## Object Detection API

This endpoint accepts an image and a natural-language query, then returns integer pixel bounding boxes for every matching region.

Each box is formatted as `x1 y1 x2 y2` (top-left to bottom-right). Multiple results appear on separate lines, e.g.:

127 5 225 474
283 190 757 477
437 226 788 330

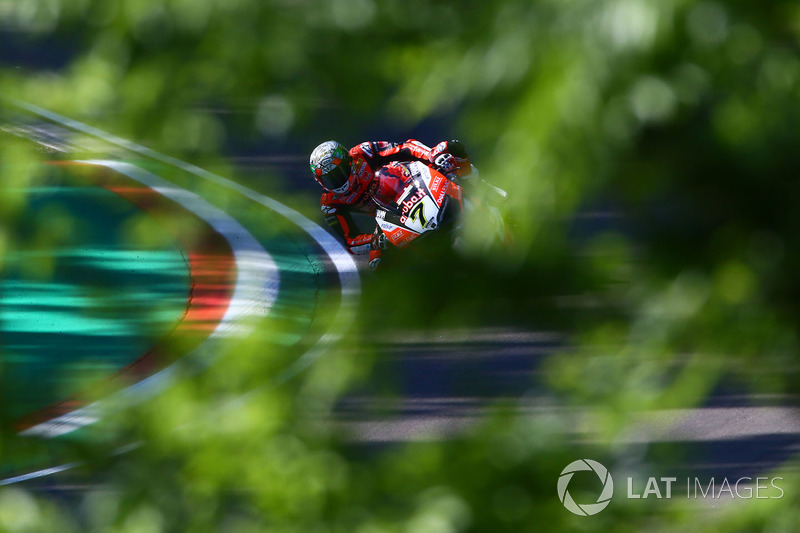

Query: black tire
438 196 462 231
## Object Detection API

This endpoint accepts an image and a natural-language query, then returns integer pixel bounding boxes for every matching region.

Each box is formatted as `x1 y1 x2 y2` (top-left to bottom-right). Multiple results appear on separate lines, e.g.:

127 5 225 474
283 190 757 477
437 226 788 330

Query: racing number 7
409 202 427 228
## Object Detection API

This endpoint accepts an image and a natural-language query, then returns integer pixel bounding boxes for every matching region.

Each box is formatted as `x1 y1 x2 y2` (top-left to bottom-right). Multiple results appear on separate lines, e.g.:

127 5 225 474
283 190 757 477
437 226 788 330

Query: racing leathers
320 139 470 257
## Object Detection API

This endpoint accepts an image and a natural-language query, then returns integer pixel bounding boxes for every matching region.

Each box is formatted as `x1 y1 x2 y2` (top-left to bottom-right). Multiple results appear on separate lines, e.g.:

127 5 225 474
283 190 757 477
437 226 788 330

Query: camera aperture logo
558 459 785 516
557 459 614 516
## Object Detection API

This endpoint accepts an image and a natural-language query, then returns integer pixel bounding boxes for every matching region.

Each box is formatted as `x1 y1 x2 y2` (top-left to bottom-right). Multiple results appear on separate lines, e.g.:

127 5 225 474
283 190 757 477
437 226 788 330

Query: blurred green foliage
2 0 800 531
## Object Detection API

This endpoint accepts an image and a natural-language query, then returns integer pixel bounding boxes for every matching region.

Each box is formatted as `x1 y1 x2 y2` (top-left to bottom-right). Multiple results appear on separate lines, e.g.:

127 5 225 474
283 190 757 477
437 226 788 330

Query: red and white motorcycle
368 160 507 269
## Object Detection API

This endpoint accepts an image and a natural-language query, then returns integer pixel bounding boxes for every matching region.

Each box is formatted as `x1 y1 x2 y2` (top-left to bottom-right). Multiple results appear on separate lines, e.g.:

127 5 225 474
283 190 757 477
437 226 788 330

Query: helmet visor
319 158 351 192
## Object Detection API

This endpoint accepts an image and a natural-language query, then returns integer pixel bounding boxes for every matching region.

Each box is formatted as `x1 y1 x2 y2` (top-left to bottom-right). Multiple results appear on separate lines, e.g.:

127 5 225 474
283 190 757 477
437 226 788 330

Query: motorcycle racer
309 139 470 267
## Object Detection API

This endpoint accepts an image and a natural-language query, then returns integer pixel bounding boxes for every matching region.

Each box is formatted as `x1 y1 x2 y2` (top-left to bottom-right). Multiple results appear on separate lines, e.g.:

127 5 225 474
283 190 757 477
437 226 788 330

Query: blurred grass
2 0 800 530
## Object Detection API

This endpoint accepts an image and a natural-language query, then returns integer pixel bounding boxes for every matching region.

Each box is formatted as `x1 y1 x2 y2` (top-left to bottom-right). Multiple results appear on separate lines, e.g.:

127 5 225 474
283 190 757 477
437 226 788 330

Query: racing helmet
309 141 353 193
